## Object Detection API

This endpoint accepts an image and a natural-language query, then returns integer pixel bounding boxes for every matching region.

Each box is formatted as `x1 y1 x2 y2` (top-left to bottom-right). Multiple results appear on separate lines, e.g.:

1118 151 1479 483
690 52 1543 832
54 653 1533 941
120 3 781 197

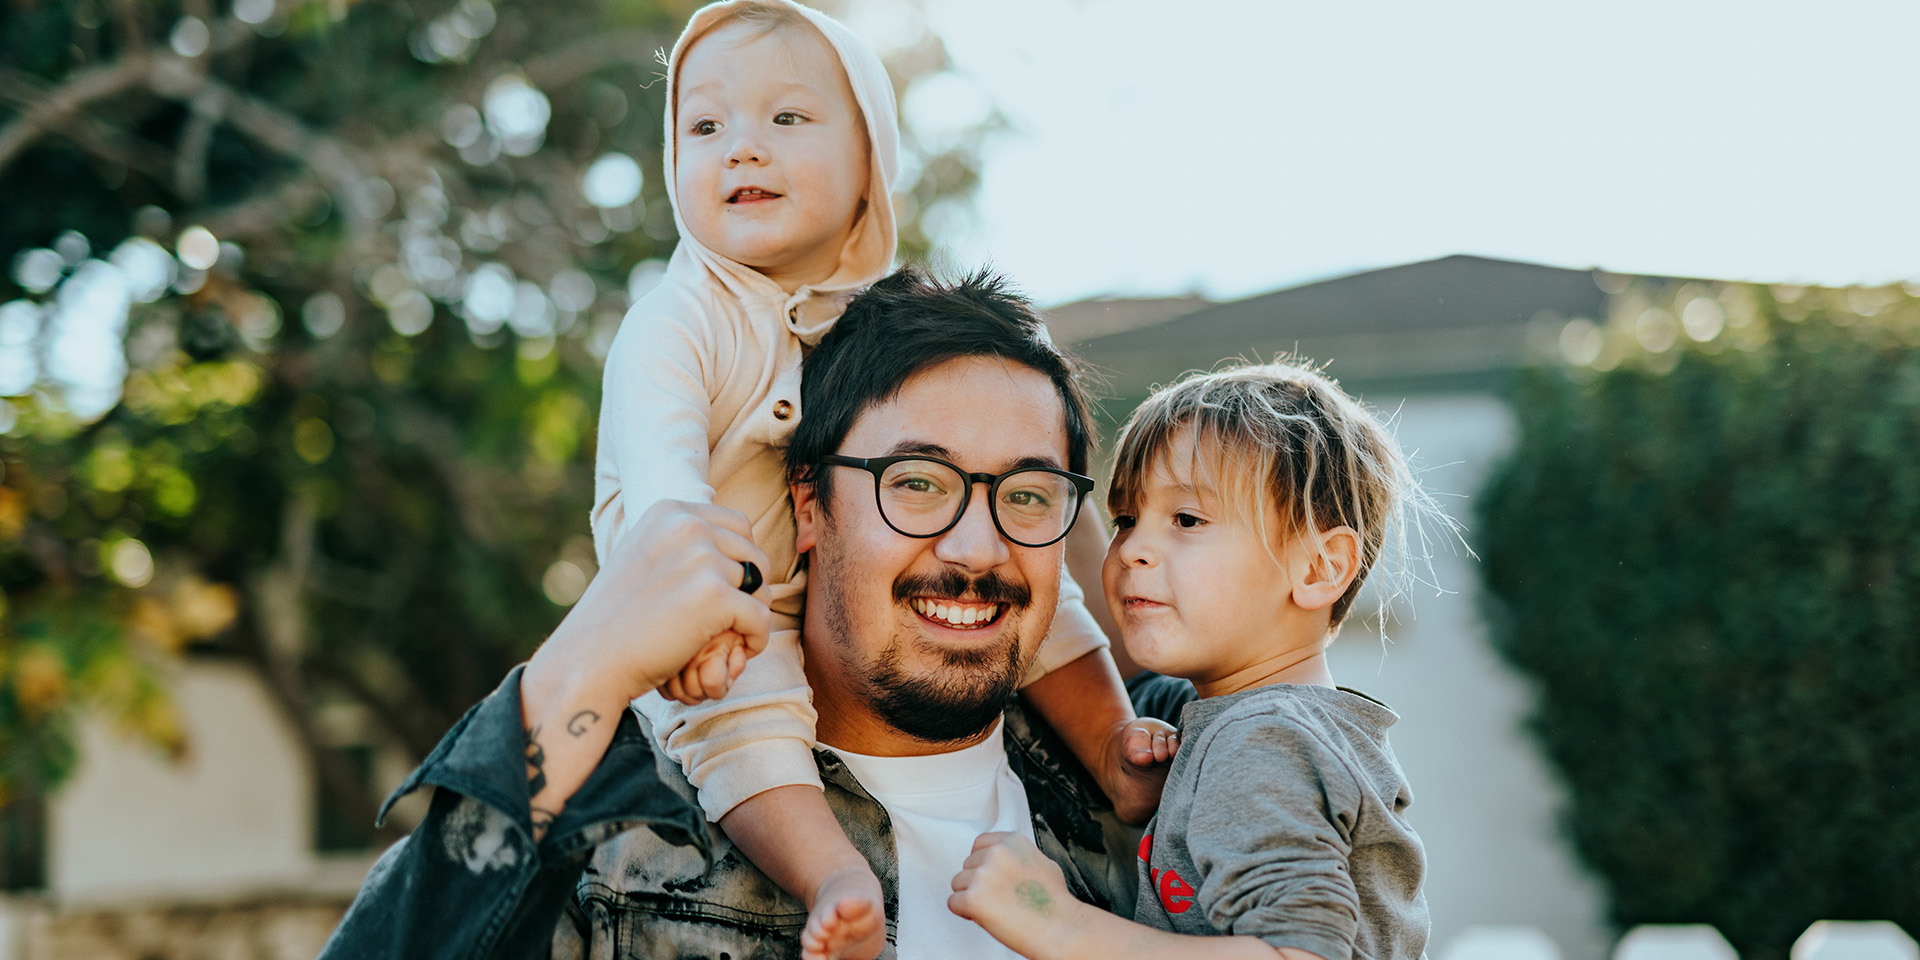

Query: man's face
795 355 1070 751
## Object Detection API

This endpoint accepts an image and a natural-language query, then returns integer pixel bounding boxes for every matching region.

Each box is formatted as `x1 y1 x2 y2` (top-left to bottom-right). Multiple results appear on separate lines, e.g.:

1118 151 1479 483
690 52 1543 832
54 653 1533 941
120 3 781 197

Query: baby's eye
690 118 719 136
1173 512 1205 529
1110 514 1137 531
773 111 804 125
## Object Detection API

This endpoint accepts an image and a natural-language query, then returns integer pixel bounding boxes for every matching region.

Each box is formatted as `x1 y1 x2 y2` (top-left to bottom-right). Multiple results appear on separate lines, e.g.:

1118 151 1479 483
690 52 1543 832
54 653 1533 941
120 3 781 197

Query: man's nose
932 484 1011 573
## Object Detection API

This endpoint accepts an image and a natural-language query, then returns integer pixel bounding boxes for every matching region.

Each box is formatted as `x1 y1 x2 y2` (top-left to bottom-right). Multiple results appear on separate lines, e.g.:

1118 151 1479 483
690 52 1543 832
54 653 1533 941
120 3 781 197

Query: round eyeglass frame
818 454 1096 548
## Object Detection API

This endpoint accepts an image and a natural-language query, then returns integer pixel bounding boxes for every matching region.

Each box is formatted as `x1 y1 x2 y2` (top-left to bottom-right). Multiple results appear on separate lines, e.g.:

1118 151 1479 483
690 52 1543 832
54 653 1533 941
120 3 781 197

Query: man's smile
908 597 1004 629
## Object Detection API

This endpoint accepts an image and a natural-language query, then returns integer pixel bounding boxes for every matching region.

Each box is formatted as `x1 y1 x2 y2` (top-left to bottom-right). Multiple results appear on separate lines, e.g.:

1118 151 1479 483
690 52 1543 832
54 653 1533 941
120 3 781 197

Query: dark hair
786 267 1093 506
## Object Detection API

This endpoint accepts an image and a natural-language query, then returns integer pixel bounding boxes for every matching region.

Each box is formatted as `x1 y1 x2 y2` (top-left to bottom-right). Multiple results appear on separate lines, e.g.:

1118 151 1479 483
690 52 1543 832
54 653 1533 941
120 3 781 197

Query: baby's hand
948 832 1078 957
660 629 753 705
1102 717 1179 825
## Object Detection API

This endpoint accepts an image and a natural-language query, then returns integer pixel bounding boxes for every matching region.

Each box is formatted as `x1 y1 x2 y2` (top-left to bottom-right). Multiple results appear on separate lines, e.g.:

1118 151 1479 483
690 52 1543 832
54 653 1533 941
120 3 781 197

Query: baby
951 361 1442 960
593 3 1171 957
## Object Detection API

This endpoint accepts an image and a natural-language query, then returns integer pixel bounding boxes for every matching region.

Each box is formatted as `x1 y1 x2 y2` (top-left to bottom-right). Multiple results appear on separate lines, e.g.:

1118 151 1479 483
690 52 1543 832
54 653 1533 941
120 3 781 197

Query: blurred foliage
1480 280 1920 959
0 0 989 837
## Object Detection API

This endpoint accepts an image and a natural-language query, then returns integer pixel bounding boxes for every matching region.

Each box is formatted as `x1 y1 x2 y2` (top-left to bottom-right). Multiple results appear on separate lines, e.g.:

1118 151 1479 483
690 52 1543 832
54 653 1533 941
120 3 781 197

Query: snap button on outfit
773 400 793 420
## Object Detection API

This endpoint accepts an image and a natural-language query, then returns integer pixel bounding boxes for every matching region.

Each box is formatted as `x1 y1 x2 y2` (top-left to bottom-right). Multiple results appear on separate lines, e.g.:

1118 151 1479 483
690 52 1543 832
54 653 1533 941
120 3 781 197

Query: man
320 269 1144 959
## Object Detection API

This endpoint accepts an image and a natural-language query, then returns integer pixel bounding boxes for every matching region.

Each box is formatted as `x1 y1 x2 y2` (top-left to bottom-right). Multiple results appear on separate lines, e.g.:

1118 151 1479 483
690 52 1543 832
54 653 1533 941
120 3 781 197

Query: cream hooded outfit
592 0 1108 822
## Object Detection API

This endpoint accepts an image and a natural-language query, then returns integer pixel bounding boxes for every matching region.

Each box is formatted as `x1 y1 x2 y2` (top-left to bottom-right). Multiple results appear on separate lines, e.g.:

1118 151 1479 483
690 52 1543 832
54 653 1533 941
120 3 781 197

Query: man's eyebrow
884 441 1064 472
886 440 955 459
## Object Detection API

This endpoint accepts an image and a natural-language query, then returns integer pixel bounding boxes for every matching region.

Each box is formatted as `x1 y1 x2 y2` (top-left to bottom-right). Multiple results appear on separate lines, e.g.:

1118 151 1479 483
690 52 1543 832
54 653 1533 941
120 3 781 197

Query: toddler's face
1103 434 1304 686
674 20 870 290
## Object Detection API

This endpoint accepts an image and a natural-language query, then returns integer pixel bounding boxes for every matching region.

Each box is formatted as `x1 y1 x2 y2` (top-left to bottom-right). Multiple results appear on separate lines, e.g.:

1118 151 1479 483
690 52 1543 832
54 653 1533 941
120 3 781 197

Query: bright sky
897 0 1920 306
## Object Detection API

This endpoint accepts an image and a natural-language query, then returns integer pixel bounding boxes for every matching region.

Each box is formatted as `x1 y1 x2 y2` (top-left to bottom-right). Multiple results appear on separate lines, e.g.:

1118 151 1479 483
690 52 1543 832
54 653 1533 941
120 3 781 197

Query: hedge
1478 282 1920 959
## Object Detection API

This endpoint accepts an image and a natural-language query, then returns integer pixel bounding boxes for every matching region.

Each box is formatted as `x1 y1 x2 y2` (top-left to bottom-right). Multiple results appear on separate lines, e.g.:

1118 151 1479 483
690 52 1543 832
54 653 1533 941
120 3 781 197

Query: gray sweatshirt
1134 684 1429 960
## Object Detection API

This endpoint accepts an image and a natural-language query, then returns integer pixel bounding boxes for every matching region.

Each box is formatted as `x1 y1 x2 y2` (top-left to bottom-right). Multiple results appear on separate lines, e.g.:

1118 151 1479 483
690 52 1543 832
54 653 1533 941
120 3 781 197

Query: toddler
593 3 1169 957
950 361 1443 960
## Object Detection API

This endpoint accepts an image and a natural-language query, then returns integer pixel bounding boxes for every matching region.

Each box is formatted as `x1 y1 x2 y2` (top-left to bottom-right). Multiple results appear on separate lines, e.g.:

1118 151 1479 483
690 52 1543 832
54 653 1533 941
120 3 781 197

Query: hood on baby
661 0 899 337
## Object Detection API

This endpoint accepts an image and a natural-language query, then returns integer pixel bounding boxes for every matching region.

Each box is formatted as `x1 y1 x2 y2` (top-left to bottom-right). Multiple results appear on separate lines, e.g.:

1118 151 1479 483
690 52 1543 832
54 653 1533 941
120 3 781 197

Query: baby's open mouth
727 187 781 203
910 597 1004 629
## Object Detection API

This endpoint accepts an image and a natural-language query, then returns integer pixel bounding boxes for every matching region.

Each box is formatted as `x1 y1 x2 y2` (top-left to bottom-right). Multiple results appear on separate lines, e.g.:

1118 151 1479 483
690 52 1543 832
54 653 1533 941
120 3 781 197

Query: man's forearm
519 649 633 841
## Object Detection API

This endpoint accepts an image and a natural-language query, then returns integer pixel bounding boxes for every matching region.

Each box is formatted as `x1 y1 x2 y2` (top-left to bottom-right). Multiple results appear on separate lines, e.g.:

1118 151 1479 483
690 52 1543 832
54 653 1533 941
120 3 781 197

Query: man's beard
832 566 1035 745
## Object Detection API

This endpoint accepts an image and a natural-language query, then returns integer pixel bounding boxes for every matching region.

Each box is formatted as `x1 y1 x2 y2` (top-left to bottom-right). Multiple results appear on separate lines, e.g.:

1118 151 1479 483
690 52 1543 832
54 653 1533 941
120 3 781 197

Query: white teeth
913 598 999 627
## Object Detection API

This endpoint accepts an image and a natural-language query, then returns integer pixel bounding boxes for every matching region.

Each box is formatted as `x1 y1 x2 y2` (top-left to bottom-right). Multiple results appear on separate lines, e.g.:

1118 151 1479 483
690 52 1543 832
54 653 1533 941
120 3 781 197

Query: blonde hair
1107 359 1451 628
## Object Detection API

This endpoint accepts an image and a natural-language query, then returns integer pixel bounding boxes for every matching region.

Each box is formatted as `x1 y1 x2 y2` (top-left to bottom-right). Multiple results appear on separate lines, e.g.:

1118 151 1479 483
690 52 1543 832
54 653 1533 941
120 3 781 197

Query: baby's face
674 20 870 291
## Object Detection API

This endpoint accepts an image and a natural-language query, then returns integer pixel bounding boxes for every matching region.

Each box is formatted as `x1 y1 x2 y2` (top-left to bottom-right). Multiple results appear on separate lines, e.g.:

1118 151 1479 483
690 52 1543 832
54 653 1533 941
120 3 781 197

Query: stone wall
3 894 349 960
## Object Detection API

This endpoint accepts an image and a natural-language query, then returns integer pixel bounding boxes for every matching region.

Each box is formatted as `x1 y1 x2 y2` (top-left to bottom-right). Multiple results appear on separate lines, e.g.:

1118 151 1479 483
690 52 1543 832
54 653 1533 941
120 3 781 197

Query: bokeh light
109 538 155 588
483 75 550 157
176 227 220 271
169 16 210 57
302 292 346 339
582 154 643 209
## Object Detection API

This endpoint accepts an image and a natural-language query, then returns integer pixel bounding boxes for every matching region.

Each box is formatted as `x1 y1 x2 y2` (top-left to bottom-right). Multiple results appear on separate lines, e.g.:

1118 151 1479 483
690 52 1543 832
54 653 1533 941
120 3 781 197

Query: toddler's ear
1289 526 1360 612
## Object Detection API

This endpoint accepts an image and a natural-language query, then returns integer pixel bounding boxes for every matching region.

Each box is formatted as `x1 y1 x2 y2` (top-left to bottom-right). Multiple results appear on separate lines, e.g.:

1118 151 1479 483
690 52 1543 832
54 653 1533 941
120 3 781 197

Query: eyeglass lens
876 459 1080 545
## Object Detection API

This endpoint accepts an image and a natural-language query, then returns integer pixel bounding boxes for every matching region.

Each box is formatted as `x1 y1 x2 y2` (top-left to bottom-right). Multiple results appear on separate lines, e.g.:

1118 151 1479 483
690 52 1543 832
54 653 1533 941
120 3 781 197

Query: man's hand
519 501 773 838
949 832 1083 959
1101 716 1180 825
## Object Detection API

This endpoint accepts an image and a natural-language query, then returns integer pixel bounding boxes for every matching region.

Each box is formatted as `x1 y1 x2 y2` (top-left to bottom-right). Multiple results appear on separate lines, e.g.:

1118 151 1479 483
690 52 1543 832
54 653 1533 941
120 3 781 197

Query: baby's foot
799 866 885 960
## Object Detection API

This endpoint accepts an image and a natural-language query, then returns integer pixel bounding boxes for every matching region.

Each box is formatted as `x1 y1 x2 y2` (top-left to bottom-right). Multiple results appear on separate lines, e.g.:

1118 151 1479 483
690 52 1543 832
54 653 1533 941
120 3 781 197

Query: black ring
737 560 761 595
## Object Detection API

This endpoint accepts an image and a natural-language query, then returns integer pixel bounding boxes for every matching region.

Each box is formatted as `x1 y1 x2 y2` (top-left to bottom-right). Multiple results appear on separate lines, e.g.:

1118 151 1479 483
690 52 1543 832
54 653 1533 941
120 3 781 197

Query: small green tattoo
1015 880 1053 915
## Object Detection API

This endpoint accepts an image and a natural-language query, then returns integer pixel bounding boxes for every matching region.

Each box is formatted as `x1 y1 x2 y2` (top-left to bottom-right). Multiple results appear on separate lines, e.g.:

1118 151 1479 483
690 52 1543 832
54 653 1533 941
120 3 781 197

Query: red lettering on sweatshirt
1157 868 1195 914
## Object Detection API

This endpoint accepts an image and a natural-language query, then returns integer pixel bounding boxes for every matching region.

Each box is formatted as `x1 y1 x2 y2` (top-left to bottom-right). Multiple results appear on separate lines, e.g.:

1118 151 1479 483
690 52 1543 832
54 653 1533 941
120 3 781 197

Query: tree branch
173 91 220 204
0 68 174 183
0 55 157 176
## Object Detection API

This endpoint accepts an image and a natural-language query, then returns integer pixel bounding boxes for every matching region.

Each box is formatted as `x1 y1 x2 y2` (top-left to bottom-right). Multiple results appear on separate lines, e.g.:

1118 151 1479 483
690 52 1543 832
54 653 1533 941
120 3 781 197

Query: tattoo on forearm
530 805 558 835
566 709 600 737
525 724 548 797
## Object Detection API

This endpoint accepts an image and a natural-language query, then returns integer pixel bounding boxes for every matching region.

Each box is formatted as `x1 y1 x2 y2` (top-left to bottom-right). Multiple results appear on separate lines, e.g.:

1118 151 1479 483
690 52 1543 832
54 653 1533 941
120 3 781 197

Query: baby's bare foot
799 867 885 960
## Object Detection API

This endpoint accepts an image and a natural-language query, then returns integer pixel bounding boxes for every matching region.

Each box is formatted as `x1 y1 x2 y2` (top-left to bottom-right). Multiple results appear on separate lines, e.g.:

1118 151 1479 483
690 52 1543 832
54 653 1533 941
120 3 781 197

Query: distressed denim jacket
319 666 1139 960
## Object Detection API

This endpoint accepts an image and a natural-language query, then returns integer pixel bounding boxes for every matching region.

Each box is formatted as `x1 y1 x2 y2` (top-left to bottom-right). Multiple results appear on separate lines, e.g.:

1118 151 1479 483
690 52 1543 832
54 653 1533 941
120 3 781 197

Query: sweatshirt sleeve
592 290 720 563
630 624 825 821
1020 556 1111 686
1186 717 1365 960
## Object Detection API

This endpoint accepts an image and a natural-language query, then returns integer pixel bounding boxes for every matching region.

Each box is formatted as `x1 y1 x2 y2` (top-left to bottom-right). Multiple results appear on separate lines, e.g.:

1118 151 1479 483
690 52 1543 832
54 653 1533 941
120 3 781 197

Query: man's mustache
892 568 1032 610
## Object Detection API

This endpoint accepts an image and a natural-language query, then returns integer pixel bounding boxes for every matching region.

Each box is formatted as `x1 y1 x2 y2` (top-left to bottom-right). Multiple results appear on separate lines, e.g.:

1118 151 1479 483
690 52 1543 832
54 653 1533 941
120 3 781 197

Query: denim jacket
319 666 1137 960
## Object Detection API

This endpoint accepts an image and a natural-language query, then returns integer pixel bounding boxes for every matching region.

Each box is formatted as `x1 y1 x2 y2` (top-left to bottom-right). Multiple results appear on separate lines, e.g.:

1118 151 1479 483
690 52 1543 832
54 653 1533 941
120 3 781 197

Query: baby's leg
719 786 884 960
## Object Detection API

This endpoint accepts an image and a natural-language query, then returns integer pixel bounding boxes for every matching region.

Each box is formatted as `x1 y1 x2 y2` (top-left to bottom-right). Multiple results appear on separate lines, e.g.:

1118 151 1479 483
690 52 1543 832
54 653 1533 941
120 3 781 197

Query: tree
0 0 992 860
1478 280 1920 958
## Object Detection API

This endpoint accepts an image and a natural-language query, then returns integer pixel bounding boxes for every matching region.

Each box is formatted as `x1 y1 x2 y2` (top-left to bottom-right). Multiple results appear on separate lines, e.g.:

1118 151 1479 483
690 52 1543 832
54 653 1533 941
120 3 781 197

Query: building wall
1325 393 1610 960
45 660 317 904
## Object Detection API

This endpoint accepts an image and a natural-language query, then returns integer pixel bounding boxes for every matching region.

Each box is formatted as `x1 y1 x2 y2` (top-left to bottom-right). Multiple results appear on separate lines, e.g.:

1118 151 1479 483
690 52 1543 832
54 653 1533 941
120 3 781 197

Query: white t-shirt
825 722 1034 960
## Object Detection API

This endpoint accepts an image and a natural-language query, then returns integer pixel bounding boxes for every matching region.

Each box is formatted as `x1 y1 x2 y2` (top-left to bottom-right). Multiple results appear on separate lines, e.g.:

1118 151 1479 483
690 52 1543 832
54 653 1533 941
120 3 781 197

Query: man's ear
1289 525 1361 613
792 479 821 554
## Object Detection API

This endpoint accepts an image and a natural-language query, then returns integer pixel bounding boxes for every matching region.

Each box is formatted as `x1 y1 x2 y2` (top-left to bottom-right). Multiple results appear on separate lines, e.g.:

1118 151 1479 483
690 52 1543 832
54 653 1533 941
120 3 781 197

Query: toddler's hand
661 629 754 704
948 832 1079 956
1102 717 1179 825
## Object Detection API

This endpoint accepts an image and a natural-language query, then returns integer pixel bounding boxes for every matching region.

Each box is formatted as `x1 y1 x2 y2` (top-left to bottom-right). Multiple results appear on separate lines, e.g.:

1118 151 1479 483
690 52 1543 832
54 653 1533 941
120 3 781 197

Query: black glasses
819 454 1095 548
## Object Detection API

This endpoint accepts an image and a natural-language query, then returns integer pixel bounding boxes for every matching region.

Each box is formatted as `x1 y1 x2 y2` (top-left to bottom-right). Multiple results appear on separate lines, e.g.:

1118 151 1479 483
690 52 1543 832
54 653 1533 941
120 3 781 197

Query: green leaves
1481 283 1920 959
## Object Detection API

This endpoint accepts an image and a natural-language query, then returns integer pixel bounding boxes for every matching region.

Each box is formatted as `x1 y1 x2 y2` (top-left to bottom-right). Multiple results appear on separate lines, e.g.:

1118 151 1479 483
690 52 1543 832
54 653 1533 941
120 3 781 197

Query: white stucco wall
1326 393 1611 960
46 660 317 904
